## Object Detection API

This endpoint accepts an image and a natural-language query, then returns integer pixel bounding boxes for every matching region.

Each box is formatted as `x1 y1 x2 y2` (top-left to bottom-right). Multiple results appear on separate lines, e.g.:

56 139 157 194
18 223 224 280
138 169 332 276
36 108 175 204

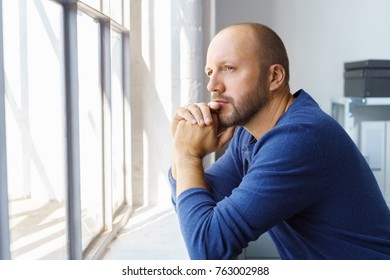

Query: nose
207 72 225 94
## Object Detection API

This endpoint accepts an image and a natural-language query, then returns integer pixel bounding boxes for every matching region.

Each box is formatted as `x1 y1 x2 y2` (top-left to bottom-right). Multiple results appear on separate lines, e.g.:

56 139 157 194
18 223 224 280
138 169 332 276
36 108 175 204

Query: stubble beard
217 80 271 128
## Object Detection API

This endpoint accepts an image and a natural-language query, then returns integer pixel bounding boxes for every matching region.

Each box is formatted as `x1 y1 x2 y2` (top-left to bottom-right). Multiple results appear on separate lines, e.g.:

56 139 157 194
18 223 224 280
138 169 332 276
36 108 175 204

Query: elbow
184 230 244 260
179 212 244 260
176 188 247 259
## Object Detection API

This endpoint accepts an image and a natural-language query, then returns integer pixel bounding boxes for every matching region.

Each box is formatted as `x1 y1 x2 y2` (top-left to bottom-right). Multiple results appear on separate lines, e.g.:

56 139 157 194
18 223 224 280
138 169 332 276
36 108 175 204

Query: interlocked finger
183 102 212 126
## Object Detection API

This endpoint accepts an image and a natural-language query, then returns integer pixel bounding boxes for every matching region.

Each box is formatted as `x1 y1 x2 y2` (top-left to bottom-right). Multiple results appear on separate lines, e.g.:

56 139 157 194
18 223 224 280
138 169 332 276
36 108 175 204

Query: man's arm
171 102 214 182
171 102 235 197
173 114 218 197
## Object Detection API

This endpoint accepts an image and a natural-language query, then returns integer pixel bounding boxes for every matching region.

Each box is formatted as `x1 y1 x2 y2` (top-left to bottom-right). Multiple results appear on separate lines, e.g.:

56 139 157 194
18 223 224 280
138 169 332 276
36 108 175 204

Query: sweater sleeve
203 127 248 201
168 168 178 209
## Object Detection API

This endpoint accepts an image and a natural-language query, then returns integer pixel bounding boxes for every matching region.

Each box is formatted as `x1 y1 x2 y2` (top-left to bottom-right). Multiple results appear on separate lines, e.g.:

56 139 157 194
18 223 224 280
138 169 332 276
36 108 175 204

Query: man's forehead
213 25 253 43
207 25 258 61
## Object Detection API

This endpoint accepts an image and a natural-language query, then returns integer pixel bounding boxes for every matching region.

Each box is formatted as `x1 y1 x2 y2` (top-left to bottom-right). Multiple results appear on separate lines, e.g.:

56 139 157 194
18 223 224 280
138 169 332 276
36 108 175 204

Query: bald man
169 23 390 260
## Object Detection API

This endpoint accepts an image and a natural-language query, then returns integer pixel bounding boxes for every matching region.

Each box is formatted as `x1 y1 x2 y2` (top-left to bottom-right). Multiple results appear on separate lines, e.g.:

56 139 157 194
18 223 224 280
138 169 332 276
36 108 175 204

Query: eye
206 69 213 77
224 65 235 71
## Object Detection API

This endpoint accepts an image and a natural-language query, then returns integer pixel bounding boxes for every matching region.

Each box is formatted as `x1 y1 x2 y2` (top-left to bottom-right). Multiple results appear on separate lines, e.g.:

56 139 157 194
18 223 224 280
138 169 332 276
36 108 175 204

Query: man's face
205 26 271 127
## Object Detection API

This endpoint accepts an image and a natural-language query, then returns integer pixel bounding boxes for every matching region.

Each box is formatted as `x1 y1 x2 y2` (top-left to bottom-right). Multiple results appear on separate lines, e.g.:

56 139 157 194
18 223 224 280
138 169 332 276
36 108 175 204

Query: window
77 11 104 250
0 0 131 259
3 0 67 260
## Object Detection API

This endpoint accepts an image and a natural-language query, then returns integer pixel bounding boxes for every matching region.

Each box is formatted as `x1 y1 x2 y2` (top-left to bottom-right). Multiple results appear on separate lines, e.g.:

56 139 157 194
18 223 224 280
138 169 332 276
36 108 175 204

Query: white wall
214 0 390 112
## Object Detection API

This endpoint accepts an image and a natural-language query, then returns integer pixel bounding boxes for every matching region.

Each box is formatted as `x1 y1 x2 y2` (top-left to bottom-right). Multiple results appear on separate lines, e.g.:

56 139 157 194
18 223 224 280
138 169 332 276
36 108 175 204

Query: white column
178 0 204 105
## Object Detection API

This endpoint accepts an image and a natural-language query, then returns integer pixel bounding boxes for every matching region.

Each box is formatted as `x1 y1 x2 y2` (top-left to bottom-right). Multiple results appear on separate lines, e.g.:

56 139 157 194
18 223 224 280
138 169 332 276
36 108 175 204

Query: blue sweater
169 89 390 259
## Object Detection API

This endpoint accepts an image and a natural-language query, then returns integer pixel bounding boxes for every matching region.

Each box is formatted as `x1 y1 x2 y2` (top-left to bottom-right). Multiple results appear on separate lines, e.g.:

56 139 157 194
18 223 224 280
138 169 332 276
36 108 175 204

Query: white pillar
178 0 204 105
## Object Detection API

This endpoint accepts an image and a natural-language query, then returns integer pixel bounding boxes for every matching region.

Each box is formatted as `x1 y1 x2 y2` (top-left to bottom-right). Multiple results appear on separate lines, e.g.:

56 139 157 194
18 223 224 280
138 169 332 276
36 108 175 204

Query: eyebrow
204 60 233 73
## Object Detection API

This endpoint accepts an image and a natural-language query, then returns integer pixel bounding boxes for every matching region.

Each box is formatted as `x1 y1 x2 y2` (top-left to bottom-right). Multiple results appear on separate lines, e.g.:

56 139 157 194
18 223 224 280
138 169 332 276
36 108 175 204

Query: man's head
205 23 290 127
245 23 290 84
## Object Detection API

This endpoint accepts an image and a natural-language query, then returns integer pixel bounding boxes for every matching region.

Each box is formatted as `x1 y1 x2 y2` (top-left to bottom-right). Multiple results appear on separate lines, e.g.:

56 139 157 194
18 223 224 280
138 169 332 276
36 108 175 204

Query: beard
215 78 271 127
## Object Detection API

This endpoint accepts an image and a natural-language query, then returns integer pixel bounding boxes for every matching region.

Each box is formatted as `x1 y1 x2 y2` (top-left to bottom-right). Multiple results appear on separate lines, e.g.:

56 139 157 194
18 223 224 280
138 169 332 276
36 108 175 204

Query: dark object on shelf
344 59 390 97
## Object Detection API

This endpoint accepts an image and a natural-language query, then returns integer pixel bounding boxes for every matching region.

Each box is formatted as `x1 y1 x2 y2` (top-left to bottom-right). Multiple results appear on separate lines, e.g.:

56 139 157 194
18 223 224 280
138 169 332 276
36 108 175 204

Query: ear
268 64 286 91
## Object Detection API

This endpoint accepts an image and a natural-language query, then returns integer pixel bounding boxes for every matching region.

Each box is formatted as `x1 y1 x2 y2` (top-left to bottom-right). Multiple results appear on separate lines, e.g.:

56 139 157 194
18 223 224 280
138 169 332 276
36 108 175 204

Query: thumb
217 126 236 148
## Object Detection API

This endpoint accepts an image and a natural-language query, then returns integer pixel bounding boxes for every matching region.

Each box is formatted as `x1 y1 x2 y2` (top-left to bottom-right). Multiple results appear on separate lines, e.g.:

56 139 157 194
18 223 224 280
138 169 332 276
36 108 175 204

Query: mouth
213 99 230 106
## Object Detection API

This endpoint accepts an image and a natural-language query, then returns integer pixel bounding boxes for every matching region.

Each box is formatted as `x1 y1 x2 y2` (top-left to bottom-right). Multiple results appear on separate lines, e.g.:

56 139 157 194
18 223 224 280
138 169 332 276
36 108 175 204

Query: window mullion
102 20 113 230
122 31 132 205
63 2 83 260
0 0 11 260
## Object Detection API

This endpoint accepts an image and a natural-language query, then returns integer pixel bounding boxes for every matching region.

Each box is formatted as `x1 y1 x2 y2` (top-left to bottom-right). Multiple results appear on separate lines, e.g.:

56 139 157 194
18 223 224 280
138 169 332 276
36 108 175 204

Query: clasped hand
172 102 236 159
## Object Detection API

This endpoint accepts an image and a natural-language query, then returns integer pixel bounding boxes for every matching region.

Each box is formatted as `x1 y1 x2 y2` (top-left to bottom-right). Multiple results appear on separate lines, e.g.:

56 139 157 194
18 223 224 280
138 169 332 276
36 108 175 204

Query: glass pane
77 12 104 250
110 0 122 24
111 29 125 213
4 0 67 259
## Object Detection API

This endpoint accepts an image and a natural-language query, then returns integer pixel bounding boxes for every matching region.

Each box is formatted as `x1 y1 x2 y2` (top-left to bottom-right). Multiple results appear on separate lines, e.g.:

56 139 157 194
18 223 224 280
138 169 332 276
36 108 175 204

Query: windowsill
102 205 188 260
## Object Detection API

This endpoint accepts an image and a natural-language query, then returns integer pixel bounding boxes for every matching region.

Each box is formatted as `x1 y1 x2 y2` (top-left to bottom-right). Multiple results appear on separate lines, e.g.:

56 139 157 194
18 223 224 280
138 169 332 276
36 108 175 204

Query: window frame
0 0 11 260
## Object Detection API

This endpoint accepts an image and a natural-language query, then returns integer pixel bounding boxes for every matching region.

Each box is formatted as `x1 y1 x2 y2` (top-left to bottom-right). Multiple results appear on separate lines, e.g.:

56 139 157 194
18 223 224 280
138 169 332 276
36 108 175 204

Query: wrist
174 146 205 162
175 154 206 197
172 147 203 181
178 151 202 161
